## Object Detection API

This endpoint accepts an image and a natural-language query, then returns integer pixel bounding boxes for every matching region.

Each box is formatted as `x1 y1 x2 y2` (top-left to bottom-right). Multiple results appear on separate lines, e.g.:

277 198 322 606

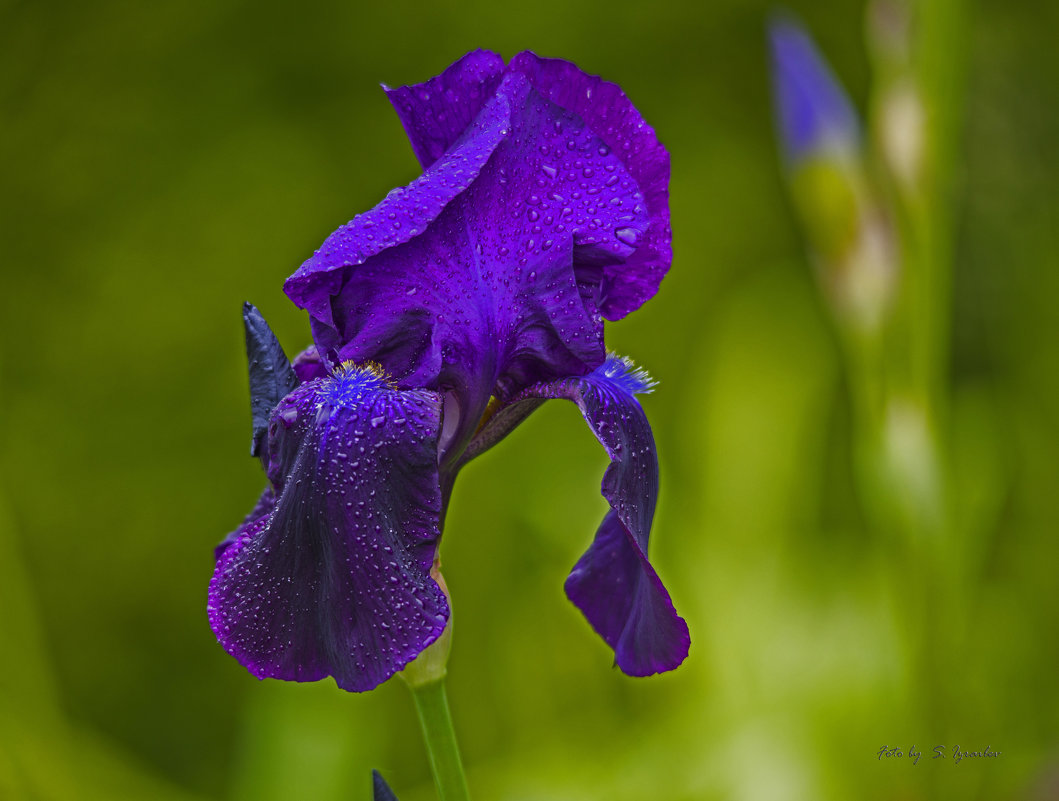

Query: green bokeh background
2 1 1057 799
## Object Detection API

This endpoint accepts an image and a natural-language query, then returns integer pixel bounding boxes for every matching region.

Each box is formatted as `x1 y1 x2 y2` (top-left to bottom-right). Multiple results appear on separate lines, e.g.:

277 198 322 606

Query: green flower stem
409 678 470 801
863 0 968 749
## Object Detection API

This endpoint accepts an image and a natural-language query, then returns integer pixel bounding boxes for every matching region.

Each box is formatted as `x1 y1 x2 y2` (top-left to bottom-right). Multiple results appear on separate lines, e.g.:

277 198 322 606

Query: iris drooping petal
285 64 663 461
495 355 689 676
769 17 860 164
209 363 448 692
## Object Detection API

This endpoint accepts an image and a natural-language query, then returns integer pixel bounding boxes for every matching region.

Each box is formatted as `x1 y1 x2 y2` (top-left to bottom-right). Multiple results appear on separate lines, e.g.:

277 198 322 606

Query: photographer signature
878 745 1002 765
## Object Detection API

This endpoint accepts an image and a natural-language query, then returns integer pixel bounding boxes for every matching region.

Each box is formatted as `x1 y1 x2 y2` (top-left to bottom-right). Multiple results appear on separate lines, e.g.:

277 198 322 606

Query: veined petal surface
209 364 448 692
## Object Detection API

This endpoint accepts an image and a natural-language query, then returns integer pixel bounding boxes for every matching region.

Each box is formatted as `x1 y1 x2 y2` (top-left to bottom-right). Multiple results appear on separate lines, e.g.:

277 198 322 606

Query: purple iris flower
209 50 690 692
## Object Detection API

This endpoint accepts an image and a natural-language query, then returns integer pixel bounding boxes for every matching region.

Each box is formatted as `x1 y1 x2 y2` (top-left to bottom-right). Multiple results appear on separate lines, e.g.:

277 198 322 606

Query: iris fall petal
209 364 448 692
499 355 689 675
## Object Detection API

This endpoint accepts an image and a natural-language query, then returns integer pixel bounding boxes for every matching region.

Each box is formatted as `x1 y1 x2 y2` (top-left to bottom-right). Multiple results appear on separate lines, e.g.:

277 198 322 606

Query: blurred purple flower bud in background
769 17 861 164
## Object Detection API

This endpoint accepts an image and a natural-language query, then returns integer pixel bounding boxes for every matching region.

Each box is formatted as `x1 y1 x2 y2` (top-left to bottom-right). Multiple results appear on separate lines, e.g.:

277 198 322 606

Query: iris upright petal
285 65 659 462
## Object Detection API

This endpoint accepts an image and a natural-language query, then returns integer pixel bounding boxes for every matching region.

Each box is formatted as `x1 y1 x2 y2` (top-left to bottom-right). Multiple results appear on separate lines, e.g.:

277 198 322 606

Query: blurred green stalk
865 0 968 747
776 0 969 758
834 0 971 761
